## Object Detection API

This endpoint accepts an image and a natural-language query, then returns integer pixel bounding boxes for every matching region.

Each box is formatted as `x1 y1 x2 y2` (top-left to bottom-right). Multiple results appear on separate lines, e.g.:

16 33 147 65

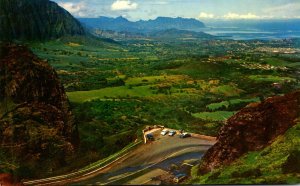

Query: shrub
15 165 35 179
231 168 262 178
208 171 221 180
282 150 300 173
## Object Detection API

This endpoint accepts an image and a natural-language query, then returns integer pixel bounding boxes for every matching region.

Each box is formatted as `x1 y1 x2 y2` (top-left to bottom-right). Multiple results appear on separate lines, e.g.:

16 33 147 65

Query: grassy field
248 75 296 83
67 86 153 103
206 98 260 111
210 85 244 97
264 58 290 67
287 62 300 67
192 111 237 122
126 75 188 86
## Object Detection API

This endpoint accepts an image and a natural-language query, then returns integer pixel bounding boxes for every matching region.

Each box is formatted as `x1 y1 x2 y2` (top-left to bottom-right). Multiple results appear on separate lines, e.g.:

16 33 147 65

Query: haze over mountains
79 16 205 33
205 19 300 32
79 16 300 40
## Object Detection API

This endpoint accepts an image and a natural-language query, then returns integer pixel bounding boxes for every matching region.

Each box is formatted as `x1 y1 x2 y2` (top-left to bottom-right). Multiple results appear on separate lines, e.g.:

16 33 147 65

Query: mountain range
0 0 85 41
79 16 205 33
93 28 214 40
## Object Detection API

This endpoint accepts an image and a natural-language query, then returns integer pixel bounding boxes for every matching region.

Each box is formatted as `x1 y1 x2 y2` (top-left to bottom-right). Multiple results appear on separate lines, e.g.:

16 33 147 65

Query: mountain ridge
0 0 85 41
79 16 205 33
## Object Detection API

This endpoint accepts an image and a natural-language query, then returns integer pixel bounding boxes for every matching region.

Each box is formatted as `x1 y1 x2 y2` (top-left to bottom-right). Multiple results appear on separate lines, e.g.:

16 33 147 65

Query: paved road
72 129 215 185
23 129 215 185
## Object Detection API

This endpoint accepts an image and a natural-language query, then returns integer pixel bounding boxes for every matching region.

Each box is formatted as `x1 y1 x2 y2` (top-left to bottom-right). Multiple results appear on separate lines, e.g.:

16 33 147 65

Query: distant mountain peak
155 16 183 20
115 16 130 23
155 16 170 19
116 16 128 20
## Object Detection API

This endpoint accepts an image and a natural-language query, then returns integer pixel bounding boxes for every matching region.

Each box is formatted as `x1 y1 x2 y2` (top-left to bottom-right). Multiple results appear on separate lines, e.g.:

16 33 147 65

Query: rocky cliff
198 91 300 174
0 173 24 186
0 44 78 178
0 0 85 41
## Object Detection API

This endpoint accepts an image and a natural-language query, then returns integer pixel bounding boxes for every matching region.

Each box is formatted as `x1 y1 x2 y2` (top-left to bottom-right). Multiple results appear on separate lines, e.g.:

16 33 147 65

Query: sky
52 0 300 21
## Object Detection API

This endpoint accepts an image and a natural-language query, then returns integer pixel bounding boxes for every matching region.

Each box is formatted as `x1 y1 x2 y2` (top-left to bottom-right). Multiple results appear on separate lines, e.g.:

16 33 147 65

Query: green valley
25 35 300 177
1 0 300 184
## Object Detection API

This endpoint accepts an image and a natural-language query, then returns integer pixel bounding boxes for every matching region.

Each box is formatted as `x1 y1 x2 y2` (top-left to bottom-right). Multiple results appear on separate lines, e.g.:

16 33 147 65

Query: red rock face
0 174 24 186
0 44 78 178
199 91 300 174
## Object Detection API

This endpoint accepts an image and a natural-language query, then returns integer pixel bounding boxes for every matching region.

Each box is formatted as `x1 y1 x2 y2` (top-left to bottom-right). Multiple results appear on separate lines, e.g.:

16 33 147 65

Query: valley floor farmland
28 35 300 178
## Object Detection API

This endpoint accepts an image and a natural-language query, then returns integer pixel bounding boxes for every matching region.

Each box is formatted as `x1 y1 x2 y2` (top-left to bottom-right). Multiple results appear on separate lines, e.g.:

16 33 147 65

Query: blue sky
52 0 300 20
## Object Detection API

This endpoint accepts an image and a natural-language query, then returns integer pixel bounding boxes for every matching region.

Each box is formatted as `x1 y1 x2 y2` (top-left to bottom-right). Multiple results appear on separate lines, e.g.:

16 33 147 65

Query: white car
180 132 191 138
168 130 176 136
161 129 169 136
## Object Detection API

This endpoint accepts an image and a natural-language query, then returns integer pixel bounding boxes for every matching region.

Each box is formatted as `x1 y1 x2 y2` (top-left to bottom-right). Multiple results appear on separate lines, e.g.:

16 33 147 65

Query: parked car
161 129 169 136
168 130 176 136
173 173 187 183
146 133 154 141
180 132 191 138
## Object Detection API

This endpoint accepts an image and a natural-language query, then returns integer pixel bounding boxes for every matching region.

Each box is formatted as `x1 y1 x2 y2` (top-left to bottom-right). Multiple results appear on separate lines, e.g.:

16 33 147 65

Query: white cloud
223 12 259 19
264 3 300 13
58 1 95 17
58 2 83 14
197 12 267 20
264 3 300 18
111 0 138 11
198 12 214 19
151 1 168 5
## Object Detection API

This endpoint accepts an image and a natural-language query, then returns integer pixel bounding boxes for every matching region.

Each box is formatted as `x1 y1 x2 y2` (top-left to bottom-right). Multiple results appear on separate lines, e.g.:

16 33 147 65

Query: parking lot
75 128 216 185
144 127 216 143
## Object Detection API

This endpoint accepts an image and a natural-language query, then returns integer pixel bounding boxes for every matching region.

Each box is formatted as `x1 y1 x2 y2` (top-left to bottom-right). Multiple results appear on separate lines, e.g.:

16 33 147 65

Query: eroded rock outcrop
199 91 300 174
0 173 24 186
0 44 78 178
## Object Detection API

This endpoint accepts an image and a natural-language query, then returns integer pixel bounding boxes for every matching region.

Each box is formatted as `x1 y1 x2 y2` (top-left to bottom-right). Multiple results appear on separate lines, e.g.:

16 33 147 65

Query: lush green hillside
190 121 300 184
0 0 84 41
189 91 300 184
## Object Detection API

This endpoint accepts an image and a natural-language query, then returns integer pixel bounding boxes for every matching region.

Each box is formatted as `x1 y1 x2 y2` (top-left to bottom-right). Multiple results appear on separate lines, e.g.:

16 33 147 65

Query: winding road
24 129 216 185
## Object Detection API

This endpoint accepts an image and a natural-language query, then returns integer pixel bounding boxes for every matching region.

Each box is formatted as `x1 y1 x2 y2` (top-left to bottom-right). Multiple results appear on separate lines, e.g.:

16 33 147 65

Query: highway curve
24 129 215 185
73 130 215 185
